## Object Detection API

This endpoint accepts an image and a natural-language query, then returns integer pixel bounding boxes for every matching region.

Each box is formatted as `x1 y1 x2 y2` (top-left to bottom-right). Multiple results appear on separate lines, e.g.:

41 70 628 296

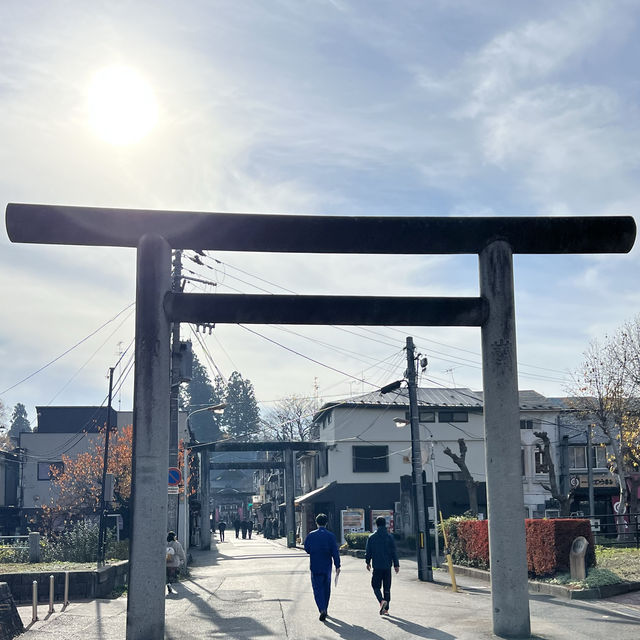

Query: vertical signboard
371 509 394 532
340 508 365 545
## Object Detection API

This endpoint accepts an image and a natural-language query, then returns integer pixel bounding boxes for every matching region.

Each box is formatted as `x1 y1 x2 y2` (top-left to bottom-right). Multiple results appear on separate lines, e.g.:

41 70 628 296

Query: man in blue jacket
365 516 399 615
303 513 341 621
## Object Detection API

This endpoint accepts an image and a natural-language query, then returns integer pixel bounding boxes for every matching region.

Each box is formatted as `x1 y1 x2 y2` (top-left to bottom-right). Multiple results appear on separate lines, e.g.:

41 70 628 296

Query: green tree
8 402 31 446
180 353 224 443
221 371 260 441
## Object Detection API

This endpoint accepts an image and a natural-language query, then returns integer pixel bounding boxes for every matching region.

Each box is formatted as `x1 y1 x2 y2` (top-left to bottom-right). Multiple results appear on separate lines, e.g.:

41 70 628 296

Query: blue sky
1 1 639 426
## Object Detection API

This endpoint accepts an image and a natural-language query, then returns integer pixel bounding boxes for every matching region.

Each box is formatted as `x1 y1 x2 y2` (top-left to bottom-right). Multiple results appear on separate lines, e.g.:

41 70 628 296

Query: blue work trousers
310 571 332 612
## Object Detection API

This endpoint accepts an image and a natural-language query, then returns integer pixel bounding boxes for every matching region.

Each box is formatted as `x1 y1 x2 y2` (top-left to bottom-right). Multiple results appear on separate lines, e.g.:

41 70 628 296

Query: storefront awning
294 481 337 506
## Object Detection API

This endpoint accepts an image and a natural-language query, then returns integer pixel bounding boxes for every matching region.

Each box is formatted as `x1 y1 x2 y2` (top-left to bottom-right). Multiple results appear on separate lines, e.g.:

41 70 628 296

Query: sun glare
88 65 158 145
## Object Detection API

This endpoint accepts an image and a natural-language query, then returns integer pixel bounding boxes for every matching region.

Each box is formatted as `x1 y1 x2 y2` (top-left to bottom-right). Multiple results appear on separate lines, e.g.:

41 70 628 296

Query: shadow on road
165 577 274 640
529 592 640 623
382 615 457 639
323 616 386 639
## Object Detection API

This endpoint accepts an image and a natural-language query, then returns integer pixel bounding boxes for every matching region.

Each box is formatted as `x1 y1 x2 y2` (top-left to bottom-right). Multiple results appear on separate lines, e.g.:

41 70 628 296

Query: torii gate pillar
126 234 172 640
480 240 530 638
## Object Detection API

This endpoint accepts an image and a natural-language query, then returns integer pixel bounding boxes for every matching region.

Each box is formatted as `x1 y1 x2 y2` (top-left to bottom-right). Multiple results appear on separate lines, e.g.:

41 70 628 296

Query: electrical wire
0 302 135 397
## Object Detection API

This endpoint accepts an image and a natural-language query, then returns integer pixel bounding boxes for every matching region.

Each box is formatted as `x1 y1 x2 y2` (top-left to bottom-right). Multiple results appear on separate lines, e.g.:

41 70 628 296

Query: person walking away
272 518 279 539
303 513 341 621
166 531 186 594
247 519 254 539
365 516 399 615
241 519 248 539
233 518 241 538
264 518 272 539
217 520 227 542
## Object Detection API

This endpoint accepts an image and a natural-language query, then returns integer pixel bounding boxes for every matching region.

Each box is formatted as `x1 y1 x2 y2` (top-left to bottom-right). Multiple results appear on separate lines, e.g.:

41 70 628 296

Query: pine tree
220 371 260 441
8 402 31 446
180 353 224 443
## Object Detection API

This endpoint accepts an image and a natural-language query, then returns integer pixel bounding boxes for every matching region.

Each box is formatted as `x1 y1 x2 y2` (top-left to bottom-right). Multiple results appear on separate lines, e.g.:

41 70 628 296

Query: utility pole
168 250 182 533
587 424 595 517
406 336 432 581
97 367 114 568
430 441 440 567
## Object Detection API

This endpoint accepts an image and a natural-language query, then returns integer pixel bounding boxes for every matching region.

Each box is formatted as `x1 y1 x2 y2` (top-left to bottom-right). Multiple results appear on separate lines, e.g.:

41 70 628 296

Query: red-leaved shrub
442 517 595 577
525 518 595 577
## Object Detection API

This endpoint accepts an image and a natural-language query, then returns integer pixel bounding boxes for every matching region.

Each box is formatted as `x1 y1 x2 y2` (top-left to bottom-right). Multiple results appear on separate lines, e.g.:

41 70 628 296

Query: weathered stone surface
0 582 24 640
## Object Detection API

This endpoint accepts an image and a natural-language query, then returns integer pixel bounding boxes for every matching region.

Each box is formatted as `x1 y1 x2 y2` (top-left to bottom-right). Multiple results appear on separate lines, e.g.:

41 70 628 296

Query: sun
88 65 158 145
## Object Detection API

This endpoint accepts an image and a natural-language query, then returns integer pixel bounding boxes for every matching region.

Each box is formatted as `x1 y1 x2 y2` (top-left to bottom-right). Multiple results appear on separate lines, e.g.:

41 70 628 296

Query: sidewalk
13 534 640 639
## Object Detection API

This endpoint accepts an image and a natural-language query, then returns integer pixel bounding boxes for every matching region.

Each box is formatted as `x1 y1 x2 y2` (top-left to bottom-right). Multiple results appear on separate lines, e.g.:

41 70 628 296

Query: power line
0 302 135 397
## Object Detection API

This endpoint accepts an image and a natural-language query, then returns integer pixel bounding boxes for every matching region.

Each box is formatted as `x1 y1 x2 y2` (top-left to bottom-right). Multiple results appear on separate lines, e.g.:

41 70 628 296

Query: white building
19 406 188 531
297 388 563 539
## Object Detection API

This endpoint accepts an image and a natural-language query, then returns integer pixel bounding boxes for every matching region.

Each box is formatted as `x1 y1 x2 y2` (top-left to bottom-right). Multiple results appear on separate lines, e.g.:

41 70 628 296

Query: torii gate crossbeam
5 203 635 640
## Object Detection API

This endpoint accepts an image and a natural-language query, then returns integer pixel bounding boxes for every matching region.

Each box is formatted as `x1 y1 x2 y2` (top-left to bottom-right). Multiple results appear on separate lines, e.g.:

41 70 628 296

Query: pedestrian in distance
247 519 254 539
365 516 399 615
166 531 186 594
303 513 341 621
233 518 241 538
264 518 272 539
241 519 248 539
272 518 279 539
217 520 227 542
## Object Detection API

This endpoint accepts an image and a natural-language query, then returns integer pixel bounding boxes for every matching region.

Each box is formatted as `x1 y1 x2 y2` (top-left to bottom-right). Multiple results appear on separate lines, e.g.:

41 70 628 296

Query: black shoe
319 610 327 621
167 584 173 594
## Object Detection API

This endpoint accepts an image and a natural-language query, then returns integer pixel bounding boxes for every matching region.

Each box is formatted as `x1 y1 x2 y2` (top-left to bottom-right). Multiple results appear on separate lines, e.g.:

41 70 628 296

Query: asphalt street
16 533 640 639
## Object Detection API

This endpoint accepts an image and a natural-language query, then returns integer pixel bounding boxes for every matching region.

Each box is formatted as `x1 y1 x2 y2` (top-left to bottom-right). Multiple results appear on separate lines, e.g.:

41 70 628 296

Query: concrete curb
446 564 640 600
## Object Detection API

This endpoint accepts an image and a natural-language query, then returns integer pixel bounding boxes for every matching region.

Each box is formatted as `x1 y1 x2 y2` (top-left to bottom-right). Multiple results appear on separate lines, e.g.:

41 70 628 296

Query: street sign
168 486 179 494
168 467 182 486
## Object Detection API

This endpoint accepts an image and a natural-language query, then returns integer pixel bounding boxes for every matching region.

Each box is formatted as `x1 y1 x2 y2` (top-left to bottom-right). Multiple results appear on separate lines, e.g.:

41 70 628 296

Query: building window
593 445 607 469
405 410 435 423
438 471 464 481
569 446 587 470
534 449 548 474
520 419 535 430
38 461 64 481
352 446 389 473
438 411 468 423
318 448 328 477
521 449 526 476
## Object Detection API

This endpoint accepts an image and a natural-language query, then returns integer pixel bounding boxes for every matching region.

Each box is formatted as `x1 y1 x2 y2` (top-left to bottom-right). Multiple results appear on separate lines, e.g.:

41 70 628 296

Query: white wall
20 410 189 512
314 403 563 513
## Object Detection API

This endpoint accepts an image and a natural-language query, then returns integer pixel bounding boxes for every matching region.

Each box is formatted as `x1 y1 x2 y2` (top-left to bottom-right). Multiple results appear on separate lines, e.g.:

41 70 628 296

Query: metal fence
0 535 30 562
568 512 640 548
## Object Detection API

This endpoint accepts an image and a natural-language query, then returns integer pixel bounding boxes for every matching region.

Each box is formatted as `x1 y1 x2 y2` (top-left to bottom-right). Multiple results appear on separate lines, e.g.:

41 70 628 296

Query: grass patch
0 560 123 573
540 546 640 590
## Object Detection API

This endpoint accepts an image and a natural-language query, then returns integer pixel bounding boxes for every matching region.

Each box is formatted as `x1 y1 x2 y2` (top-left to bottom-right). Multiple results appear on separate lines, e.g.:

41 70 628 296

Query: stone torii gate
5 203 635 639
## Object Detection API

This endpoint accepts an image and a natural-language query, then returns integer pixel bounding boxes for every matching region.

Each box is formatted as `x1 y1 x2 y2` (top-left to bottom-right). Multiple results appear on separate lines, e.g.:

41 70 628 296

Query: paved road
17 534 640 639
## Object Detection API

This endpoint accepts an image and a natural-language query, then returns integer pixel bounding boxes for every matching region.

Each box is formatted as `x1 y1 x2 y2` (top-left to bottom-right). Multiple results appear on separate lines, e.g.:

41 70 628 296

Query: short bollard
32 580 38 623
48 575 55 614
64 571 69 608
569 536 588 580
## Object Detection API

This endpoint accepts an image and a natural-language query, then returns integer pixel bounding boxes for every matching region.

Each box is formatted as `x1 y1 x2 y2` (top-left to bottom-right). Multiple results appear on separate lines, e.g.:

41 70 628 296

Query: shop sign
570 474 617 488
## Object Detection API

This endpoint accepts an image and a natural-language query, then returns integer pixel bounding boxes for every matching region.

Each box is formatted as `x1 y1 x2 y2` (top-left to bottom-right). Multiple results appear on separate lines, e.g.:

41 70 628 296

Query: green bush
41 520 116 563
0 543 28 563
345 532 370 549
106 539 129 561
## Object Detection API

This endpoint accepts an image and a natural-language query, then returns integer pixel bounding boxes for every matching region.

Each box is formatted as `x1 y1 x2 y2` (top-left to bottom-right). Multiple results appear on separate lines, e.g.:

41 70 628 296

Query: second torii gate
6 204 635 639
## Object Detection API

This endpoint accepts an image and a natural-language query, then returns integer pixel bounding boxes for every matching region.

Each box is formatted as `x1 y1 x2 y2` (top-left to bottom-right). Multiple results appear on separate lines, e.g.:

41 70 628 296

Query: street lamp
185 403 226 549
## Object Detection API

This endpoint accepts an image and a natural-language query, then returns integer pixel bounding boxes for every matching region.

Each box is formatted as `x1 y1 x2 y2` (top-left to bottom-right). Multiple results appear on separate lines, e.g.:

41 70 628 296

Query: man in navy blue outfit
303 513 341 621
365 516 399 615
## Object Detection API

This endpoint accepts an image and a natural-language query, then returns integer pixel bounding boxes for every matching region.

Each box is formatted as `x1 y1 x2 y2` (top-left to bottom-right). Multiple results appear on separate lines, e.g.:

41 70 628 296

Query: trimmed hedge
442 517 596 578
345 533 370 549
526 518 595 577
